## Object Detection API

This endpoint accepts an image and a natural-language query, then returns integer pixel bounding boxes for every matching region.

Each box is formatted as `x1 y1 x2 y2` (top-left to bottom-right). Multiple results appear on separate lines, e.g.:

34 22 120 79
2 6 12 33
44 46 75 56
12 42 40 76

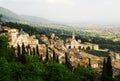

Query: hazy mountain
21 15 55 24
0 7 24 22
0 7 55 24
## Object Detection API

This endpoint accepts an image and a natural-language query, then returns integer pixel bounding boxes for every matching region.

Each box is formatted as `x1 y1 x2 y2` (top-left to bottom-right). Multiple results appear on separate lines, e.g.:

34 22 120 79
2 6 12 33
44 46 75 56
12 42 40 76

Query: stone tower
72 32 75 39
8 29 18 43
51 33 55 39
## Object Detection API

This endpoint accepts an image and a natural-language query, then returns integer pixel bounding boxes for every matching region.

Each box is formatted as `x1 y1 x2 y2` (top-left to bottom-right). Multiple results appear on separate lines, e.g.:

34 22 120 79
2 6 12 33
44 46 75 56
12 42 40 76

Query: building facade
9 28 39 47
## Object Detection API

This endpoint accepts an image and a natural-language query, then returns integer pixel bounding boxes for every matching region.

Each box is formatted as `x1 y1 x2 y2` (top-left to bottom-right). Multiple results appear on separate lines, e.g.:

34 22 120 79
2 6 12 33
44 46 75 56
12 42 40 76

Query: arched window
86 46 91 50
68 46 71 49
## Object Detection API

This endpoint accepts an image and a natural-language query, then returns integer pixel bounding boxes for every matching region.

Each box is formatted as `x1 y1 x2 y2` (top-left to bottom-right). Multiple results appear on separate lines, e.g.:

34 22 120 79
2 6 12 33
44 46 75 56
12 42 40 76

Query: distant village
1 26 120 73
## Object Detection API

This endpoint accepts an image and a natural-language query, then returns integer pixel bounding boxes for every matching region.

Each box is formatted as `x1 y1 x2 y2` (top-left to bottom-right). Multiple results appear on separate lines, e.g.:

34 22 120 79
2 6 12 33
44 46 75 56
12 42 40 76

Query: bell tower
72 32 75 39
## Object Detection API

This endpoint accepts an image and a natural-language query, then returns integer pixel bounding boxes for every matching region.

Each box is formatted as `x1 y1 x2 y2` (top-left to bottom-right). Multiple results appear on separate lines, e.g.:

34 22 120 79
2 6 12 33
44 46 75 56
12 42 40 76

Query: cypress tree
56 55 59 63
65 52 69 65
30 47 32 55
45 47 49 62
22 43 26 55
21 43 26 64
101 59 107 81
26 44 30 55
36 45 40 56
65 52 73 71
106 56 113 78
88 58 91 68
17 44 21 56
39 54 43 61
33 47 36 55
53 50 56 62
26 47 29 55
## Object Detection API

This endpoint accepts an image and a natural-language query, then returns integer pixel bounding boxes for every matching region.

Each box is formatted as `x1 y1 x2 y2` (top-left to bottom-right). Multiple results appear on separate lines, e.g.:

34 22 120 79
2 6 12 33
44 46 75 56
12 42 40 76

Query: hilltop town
1 25 120 73
1 1 120 80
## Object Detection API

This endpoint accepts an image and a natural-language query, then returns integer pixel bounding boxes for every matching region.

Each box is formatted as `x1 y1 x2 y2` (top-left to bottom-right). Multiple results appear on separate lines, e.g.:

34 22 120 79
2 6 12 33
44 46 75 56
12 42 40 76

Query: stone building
40 34 50 45
66 32 81 49
8 28 39 47
115 53 120 60
65 32 99 50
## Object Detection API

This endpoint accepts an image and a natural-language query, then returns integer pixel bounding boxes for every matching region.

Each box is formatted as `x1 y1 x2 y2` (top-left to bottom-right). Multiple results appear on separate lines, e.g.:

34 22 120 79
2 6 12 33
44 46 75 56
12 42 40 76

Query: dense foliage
0 35 10 58
101 57 113 81
85 50 110 57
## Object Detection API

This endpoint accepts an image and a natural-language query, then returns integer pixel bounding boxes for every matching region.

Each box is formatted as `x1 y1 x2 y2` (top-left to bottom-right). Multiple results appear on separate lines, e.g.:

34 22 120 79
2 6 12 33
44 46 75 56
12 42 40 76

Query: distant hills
0 6 74 32
21 15 55 24
0 7 55 24
0 7 24 22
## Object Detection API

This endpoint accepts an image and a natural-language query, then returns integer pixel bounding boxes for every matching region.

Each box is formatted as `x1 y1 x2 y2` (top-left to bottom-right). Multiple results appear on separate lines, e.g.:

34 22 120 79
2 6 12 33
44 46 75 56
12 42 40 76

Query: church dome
18 29 26 35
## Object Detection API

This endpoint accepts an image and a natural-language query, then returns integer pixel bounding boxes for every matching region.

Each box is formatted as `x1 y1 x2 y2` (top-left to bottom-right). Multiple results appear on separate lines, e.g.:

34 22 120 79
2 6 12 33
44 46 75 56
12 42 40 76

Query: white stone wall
9 29 39 47
91 64 98 68
115 54 120 59
93 45 99 50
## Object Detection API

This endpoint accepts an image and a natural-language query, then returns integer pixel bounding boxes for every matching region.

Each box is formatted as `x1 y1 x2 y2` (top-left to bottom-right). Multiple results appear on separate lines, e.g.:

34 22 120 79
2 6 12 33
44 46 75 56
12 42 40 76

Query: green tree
65 52 73 71
106 56 113 78
30 47 32 55
33 47 36 55
0 35 10 58
45 47 49 62
20 43 26 64
73 65 99 81
8 45 16 62
88 58 91 68
17 44 21 56
0 58 11 81
56 55 59 63
101 57 113 81
9 62 23 81
36 45 40 56
44 63 73 81
101 59 107 81
22 43 26 55
22 55 45 81
53 50 56 62
114 74 120 81
26 55 41 64
40 54 43 61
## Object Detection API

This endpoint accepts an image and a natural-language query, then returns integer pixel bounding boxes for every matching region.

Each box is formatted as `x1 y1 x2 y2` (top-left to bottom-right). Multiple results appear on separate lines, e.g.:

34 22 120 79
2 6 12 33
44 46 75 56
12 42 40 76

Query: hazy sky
0 0 120 24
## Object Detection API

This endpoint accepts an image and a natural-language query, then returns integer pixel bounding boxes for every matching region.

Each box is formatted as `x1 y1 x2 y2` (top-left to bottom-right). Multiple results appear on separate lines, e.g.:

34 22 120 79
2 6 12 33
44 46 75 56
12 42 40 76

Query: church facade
65 32 99 50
